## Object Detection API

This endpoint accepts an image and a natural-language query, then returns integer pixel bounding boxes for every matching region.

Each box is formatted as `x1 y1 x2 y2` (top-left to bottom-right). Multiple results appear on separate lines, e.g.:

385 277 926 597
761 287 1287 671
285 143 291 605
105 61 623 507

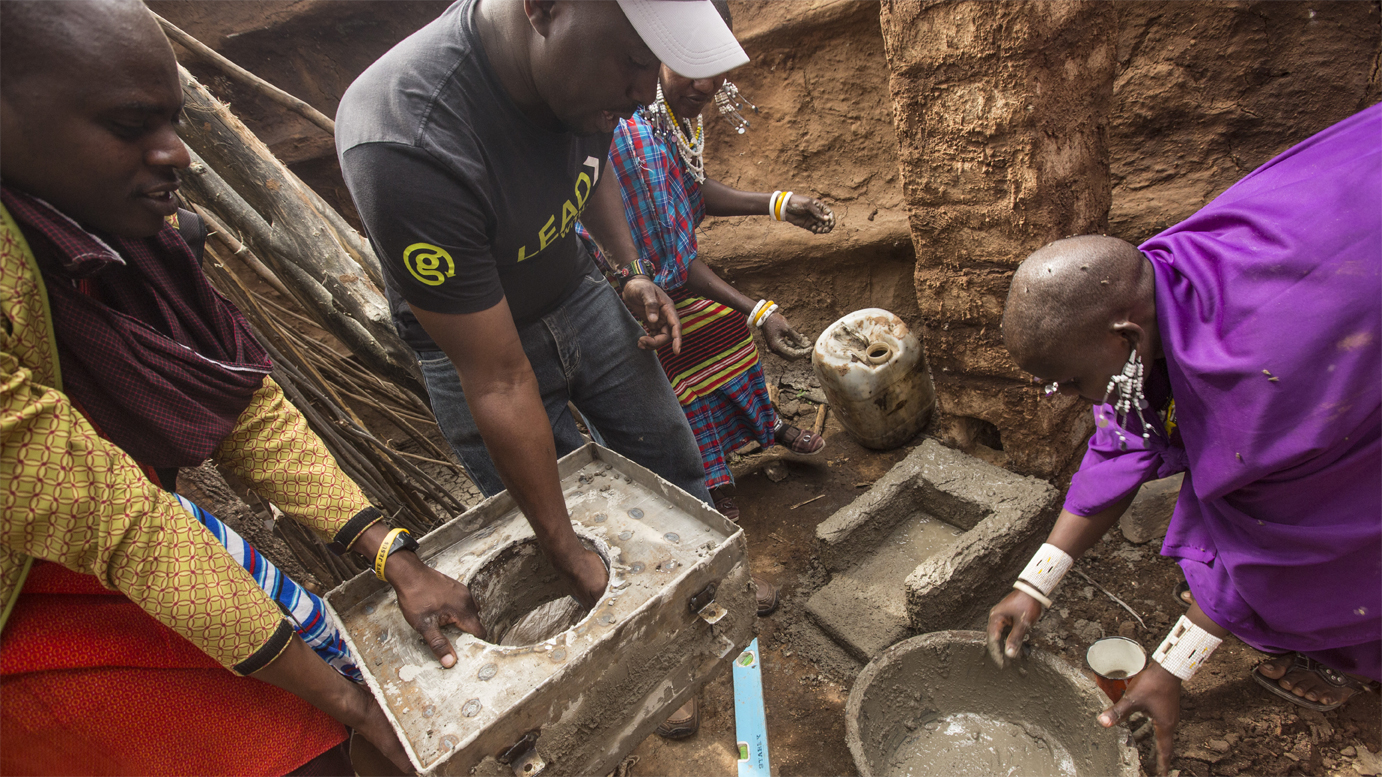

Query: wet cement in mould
466 537 604 646
886 712 1075 777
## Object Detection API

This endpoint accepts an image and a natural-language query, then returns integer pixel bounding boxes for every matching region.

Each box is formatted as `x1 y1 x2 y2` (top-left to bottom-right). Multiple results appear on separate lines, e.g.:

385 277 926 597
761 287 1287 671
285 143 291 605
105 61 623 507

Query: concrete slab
807 440 1059 660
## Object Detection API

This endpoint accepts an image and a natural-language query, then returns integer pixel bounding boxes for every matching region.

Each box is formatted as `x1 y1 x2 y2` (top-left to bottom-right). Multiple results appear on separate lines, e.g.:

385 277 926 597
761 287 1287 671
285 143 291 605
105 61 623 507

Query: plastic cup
1086 636 1147 703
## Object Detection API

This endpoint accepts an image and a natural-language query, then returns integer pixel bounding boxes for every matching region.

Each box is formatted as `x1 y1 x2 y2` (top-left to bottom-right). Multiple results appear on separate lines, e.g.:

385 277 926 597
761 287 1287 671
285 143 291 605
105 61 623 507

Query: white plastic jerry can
812 308 936 450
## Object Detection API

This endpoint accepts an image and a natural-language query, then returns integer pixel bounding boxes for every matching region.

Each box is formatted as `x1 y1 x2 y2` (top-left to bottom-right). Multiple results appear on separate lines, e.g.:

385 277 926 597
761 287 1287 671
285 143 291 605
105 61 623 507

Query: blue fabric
174 495 362 682
416 267 710 504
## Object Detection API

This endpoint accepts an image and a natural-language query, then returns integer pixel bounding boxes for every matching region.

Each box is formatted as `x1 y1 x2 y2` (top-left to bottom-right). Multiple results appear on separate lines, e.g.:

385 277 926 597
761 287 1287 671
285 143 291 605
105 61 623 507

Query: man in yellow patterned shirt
0 1 483 773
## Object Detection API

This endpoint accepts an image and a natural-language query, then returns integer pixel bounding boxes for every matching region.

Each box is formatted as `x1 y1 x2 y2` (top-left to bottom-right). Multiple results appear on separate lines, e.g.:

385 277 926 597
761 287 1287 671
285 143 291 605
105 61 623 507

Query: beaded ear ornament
1104 348 1152 449
714 80 758 134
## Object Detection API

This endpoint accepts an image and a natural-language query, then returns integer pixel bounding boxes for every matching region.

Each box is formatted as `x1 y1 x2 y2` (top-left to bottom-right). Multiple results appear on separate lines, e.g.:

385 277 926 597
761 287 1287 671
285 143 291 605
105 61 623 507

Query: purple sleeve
1064 404 1188 516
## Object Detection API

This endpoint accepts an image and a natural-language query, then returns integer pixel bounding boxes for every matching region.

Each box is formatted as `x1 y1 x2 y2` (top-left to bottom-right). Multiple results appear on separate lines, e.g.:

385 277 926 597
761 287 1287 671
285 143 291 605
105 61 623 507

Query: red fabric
0 562 346 776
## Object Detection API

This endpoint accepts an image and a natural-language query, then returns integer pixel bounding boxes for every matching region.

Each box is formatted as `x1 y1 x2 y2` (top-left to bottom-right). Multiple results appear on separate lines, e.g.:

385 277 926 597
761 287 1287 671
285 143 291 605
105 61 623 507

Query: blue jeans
417 268 711 505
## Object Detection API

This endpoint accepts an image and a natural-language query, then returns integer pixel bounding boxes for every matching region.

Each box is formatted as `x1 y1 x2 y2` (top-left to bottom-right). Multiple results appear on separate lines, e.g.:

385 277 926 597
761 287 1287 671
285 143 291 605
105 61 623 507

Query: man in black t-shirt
337 0 748 641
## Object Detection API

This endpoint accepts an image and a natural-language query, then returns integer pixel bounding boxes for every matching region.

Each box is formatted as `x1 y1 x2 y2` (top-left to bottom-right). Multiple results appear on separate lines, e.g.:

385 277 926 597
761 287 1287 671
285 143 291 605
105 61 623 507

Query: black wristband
327 506 384 555
233 619 295 676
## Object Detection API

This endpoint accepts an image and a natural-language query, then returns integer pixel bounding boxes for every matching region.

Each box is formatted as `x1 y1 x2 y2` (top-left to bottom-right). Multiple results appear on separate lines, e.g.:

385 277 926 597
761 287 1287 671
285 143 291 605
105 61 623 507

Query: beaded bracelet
1152 614 1222 680
1017 543 1075 597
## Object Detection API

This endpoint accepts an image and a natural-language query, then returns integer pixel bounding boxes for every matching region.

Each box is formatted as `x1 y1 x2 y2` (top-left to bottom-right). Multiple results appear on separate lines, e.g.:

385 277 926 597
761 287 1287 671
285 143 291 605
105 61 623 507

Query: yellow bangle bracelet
755 300 776 326
375 527 408 582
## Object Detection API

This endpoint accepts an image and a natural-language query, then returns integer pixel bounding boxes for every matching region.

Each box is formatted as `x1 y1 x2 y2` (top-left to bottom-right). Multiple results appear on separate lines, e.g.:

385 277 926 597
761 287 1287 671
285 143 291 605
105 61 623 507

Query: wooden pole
153 12 336 136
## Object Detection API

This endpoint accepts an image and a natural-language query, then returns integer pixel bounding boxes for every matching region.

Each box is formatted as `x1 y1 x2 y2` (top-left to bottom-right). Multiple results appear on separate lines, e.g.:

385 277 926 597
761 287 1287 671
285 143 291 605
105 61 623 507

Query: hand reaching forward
783 194 836 234
985 588 1045 668
761 312 814 360
621 275 682 354
388 554 487 668
1099 661 1182 775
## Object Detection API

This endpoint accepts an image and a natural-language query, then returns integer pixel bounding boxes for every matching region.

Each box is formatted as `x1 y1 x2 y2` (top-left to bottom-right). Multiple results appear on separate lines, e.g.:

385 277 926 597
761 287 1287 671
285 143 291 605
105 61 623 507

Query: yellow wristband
375 527 408 582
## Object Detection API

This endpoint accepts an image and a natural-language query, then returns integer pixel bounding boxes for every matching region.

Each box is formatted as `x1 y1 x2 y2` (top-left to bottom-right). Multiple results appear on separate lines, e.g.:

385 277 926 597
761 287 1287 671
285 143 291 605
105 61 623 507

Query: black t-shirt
336 0 612 351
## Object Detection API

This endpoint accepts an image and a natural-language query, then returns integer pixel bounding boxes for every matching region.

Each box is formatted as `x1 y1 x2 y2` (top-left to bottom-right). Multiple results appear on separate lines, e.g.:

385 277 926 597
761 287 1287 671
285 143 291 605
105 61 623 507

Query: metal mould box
326 443 757 775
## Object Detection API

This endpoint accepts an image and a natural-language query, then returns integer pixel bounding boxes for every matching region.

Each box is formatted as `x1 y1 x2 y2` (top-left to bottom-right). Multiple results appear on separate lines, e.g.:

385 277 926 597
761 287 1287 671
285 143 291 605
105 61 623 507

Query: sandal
1252 653 1367 712
710 487 740 522
1173 580 1195 608
774 420 825 456
755 576 780 617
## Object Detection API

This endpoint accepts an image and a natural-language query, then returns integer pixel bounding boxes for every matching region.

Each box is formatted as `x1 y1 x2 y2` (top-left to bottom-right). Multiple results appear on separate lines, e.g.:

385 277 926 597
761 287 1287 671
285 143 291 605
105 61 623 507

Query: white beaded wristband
1017 543 1074 596
1152 614 1223 681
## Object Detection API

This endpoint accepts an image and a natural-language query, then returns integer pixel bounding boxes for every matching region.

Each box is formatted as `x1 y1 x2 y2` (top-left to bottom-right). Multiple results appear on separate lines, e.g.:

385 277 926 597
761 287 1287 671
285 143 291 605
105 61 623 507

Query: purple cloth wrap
1064 105 1382 679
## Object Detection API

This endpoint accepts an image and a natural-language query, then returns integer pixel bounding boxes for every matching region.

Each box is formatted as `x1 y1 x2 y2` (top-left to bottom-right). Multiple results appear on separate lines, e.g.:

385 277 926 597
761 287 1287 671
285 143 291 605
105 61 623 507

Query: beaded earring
1104 347 1152 449
714 80 757 134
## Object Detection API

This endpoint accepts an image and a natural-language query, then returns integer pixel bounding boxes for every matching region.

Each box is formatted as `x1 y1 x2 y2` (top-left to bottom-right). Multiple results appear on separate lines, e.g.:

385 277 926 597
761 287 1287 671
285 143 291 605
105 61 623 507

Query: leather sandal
712 491 741 522
1173 580 1195 608
755 576 780 617
655 697 699 740
774 420 825 455
1252 653 1368 712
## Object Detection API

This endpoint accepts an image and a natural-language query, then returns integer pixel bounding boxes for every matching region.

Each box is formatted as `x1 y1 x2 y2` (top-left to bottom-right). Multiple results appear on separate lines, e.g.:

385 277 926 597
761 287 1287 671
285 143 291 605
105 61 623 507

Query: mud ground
183 326 1380 777
621 354 1381 777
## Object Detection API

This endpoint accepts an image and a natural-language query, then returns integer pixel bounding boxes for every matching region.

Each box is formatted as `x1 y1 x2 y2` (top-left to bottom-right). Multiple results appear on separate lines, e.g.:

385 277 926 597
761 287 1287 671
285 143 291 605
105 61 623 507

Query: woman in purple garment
987 104 1381 775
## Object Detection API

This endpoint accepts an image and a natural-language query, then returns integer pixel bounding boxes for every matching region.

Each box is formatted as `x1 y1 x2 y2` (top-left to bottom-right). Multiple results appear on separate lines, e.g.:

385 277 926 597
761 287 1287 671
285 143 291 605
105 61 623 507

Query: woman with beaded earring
988 106 1380 776
576 0 835 530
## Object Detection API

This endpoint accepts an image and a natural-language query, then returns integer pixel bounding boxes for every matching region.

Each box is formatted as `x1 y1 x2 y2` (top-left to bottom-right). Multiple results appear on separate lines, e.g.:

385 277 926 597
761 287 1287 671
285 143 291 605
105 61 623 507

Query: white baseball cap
615 0 749 79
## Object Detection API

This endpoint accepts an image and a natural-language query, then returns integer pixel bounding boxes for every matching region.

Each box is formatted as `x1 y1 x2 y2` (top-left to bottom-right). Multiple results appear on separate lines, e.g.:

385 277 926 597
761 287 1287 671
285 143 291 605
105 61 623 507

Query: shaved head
1 0 189 236
1001 235 1159 401
1 0 161 93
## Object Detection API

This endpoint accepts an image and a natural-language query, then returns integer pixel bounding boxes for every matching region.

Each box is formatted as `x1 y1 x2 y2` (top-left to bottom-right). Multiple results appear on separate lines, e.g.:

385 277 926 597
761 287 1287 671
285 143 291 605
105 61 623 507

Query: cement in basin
845 631 1138 777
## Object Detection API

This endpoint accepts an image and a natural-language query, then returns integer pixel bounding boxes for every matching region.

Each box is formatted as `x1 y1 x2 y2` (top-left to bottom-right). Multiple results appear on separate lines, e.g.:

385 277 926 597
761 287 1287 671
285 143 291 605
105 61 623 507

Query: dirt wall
882 0 1380 479
879 0 1117 478
154 0 1380 481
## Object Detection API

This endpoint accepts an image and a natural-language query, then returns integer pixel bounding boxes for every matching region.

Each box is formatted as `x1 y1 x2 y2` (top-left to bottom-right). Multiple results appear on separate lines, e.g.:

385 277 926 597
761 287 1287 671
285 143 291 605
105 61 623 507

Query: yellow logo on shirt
404 243 455 286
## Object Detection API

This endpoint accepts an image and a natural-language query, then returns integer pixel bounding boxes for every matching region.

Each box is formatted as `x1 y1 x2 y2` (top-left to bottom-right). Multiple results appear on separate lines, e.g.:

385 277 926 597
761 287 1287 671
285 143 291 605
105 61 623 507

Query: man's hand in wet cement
622 275 683 354
355 523 486 668
1098 661 1181 775
985 588 1044 669
547 532 610 609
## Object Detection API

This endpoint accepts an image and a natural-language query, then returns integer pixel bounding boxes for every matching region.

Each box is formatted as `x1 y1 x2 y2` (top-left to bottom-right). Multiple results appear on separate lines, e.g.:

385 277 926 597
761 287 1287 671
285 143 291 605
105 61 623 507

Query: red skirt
0 561 346 776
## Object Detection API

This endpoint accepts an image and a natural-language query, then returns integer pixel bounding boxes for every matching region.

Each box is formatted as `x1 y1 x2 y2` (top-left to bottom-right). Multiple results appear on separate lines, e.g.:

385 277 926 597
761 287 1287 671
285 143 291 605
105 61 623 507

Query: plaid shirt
576 112 705 290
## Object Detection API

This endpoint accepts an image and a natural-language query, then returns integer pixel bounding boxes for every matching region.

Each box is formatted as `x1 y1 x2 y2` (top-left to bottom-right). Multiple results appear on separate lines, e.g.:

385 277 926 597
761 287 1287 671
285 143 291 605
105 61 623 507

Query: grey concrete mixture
845 631 1139 777
806 440 1058 661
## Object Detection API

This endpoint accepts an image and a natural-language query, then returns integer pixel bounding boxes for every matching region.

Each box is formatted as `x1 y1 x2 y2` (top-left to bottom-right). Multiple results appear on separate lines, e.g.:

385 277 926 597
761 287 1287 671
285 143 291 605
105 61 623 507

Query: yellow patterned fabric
214 379 372 543
2 204 310 671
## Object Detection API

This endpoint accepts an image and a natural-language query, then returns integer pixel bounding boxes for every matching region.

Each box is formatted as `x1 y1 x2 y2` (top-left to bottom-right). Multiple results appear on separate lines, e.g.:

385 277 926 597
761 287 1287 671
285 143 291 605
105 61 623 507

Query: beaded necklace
647 82 706 183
